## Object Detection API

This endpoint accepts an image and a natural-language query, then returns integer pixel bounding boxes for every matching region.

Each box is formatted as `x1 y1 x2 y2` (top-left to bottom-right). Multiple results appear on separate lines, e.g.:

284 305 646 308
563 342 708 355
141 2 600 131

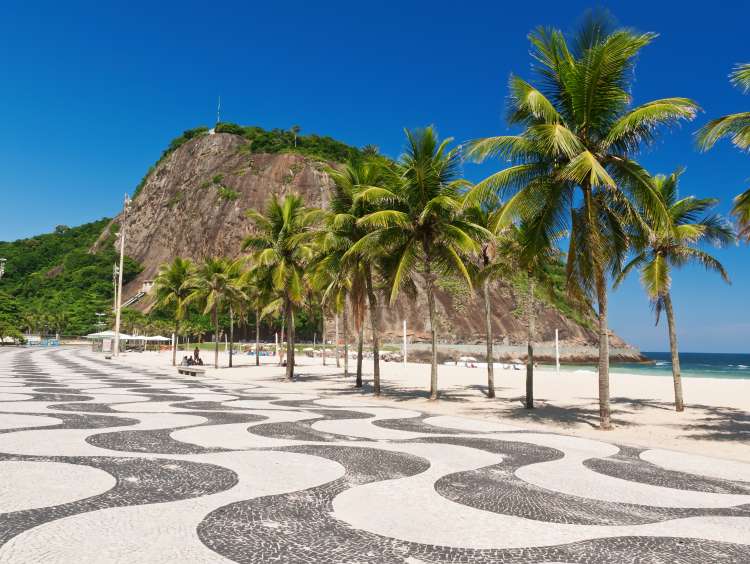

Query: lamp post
0 258 6 279
113 194 131 357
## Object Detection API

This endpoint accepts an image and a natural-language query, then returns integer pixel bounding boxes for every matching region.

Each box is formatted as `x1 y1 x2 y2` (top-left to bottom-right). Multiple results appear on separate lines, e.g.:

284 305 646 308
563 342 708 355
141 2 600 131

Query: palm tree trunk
335 313 340 368
343 296 349 378
356 322 363 388
229 306 234 368
483 278 495 399
322 311 327 366
424 252 438 400
285 299 295 379
255 307 260 367
525 277 535 409
596 269 611 429
279 315 285 367
172 319 179 366
366 267 381 396
584 183 611 430
663 292 684 411
213 306 219 369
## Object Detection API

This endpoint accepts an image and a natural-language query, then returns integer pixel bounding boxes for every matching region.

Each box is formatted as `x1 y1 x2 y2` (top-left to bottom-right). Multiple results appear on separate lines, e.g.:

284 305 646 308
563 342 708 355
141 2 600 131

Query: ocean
608 352 750 380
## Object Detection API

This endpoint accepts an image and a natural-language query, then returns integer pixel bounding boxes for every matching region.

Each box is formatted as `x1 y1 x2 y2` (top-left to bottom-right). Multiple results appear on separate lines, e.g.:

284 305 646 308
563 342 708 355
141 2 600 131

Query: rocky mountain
101 130 639 359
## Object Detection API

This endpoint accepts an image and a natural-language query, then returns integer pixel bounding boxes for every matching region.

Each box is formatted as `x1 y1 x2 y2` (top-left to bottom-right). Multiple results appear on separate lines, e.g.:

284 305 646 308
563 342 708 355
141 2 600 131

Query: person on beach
193 347 200 363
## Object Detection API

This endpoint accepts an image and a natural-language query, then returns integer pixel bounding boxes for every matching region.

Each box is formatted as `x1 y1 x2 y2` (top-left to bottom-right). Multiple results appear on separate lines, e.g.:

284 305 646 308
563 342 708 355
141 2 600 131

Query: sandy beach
112 346 750 462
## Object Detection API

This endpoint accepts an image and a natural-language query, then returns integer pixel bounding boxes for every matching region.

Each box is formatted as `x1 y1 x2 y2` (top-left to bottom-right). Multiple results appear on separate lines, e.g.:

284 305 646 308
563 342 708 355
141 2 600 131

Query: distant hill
103 125 635 354
1 123 640 359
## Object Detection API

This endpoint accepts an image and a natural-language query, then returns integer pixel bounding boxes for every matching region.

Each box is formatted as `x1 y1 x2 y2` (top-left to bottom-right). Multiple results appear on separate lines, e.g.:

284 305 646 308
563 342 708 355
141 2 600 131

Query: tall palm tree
616 169 734 411
462 199 509 399
291 125 301 148
154 257 194 366
188 257 245 369
697 63 750 240
508 221 563 409
241 267 271 367
224 259 245 368
324 159 386 394
465 17 698 428
243 194 319 379
350 127 488 399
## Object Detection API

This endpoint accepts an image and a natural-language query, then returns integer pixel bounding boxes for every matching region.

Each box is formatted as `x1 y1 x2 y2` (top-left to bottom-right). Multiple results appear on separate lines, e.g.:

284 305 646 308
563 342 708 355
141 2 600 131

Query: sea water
569 352 750 380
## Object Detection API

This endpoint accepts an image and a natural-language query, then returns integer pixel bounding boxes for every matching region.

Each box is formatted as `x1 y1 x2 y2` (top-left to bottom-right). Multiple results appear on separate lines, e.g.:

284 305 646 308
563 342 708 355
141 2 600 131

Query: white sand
108 347 750 462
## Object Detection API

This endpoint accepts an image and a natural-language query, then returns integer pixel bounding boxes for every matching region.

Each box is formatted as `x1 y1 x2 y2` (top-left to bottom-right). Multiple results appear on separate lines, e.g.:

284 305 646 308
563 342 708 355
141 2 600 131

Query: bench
177 366 206 376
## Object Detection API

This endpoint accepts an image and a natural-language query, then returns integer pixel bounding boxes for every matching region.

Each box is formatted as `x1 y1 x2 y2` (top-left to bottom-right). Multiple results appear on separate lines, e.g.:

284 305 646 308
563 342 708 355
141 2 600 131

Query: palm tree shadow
496 398 634 429
677 404 750 443
609 396 676 411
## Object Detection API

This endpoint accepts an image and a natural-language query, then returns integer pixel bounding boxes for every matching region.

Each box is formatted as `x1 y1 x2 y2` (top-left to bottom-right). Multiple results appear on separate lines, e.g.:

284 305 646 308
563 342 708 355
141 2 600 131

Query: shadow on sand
281 370 749 443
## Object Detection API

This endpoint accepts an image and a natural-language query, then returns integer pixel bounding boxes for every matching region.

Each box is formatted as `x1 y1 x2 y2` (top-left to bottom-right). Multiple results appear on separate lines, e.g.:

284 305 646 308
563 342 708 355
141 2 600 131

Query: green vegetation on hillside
132 123 364 199
216 123 362 163
0 219 141 337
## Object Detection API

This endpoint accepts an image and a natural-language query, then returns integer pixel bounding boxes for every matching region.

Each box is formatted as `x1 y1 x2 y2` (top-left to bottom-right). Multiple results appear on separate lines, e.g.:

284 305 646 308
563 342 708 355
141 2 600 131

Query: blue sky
1 0 749 352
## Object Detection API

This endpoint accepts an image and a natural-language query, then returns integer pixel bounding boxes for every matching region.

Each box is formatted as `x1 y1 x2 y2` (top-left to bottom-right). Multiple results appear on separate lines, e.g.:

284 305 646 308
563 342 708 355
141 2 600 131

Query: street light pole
112 264 119 313
95 312 106 331
113 194 131 357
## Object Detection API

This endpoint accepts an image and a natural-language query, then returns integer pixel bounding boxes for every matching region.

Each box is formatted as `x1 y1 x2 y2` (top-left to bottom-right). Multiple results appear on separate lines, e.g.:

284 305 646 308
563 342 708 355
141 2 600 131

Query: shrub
217 186 238 201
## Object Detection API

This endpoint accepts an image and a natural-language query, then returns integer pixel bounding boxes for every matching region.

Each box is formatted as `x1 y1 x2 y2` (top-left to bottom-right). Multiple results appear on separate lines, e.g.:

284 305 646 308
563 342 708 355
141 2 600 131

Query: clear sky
1 0 748 352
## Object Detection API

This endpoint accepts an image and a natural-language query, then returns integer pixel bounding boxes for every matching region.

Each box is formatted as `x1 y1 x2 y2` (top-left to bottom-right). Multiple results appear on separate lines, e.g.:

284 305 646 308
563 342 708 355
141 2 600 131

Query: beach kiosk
84 330 136 356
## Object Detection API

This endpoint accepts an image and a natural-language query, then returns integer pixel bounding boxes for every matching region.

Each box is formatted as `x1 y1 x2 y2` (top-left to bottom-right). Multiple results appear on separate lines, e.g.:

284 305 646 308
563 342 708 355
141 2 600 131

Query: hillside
0 220 141 336
102 126 638 357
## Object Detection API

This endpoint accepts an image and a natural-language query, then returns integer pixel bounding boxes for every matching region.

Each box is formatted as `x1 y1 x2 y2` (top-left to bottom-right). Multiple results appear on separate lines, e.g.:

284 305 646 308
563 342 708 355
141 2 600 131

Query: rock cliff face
103 132 636 355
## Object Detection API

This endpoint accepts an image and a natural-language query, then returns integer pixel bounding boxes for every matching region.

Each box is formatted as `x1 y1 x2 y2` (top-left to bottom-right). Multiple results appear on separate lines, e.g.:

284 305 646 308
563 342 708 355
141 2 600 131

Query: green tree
243 194 319 379
224 259 246 368
697 63 750 240
350 127 487 399
291 125 301 147
154 257 195 366
323 159 386 393
508 221 563 409
240 267 272 367
188 258 245 369
462 199 509 399
465 16 698 428
616 169 734 411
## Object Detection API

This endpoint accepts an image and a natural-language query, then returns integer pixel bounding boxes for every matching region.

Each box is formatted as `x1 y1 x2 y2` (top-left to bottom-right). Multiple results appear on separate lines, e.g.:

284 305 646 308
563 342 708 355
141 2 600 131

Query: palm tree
243 194 319 379
697 63 750 240
154 257 194 366
224 259 245 368
465 16 698 428
188 257 245 369
291 125 301 148
509 221 563 409
616 169 734 411
350 127 488 399
241 267 271 367
324 159 386 394
462 199 509 399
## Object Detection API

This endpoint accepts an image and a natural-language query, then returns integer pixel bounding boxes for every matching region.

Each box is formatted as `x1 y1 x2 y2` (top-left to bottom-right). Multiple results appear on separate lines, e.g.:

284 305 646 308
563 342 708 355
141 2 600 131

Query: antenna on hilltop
209 96 221 135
